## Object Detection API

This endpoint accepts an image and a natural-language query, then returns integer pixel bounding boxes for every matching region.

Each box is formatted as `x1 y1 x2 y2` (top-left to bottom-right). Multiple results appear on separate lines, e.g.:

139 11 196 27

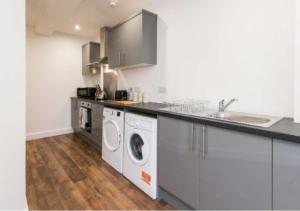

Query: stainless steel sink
204 111 282 128
160 99 283 128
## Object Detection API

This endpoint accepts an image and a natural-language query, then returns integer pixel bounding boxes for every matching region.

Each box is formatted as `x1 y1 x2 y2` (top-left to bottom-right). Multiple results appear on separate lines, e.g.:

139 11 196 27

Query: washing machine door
127 130 150 166
103 120 121 152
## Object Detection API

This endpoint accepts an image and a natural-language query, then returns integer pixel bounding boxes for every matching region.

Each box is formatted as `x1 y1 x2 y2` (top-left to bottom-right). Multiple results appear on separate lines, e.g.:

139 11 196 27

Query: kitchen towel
79 107 88 129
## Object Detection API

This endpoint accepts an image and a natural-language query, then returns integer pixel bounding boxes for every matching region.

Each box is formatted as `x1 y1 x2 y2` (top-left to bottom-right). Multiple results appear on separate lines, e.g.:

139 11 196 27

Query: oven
79 101 92 133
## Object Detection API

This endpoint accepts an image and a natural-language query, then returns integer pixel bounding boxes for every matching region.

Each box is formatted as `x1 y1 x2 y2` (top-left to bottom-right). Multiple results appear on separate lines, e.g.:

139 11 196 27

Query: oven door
79 106 92 133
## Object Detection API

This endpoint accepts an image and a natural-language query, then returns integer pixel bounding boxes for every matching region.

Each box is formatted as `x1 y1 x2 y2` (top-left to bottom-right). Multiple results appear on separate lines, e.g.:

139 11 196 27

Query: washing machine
123 112 158 199
102 107 124 173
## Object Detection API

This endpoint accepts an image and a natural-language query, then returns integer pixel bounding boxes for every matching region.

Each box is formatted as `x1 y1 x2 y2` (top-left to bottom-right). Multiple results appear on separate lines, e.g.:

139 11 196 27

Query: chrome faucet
219 99 238 112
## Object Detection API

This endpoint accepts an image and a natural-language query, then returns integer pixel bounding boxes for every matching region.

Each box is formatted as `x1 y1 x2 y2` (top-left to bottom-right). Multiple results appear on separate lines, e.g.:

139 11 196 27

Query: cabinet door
158 116 201 209
108 11 157 70
82 44 89 75
199 126 272 210
71 99 79 131
108 26 122 69
89 43 100 63
273 139 300 210
108 15 142 69
121 13 143 67
91 104 104 147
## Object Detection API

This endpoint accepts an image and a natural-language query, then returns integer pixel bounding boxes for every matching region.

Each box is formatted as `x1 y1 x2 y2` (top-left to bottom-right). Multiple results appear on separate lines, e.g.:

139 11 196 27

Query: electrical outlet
158 86 167 94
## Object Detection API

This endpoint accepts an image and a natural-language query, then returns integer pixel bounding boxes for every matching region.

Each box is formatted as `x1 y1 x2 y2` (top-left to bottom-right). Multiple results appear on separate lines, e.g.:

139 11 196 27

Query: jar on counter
143 92 150 103
128 88 134 101
138 92 144 103
132 92 138 102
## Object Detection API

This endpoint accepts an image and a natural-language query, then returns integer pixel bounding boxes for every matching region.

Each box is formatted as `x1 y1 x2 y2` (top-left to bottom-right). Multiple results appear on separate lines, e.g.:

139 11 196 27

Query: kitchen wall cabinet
199 126 272 210
108 24 122 69
82 42 100 75
158 116 202 209
158 116 272 210
273 139 300 210
108 10 157 70
71 98 80 131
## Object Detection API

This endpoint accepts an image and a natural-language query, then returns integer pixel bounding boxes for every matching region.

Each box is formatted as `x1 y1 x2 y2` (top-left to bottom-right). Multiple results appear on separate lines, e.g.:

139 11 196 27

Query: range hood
100 27 110 64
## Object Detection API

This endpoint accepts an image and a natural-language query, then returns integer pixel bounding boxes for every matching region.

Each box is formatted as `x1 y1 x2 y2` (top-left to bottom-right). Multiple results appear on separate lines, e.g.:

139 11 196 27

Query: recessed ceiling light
74 24 81 31
109 0 118 8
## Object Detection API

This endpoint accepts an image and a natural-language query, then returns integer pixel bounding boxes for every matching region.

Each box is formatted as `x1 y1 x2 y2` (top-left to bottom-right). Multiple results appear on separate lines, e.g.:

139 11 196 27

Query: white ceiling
26 0 153 39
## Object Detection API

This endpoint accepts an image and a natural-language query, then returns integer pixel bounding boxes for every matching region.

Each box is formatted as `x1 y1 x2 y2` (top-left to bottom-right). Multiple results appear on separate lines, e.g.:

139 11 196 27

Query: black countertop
72 97 300 144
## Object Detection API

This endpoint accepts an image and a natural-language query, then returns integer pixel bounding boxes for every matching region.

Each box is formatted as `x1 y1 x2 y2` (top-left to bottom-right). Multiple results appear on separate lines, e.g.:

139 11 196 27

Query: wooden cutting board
114 100 140 105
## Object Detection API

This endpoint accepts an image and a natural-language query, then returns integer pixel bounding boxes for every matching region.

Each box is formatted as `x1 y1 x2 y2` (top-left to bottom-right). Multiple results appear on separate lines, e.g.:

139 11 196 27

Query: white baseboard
26 127 74 141
25 195 29 211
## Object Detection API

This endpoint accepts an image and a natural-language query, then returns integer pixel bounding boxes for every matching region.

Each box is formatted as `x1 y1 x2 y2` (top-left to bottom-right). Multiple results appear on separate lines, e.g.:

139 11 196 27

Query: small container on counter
143 92 150 103
133 92 139 102
138 92 144 103
128 87 134 101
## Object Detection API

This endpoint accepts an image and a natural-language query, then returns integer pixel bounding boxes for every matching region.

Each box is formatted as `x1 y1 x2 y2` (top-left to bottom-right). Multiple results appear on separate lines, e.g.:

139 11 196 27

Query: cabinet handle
189 124 193 153
192 124 196 153
118 52 121 66
202 126 206 159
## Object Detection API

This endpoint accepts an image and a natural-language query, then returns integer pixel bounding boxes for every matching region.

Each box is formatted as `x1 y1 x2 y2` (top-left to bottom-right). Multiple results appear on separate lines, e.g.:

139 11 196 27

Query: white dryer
123 112 158 199
102 107 124 173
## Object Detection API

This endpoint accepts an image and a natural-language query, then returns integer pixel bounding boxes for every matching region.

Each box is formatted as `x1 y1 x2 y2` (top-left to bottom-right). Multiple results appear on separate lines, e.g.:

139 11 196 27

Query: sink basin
208 112 271 124
204 111 282 128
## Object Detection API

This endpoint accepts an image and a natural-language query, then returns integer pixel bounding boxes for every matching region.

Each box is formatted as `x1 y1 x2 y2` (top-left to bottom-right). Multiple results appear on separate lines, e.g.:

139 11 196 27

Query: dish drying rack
162 99 210 114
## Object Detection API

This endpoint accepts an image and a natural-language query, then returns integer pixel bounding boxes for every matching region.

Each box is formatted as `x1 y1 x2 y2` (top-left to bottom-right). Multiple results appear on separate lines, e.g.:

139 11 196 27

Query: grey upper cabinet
71 98 79 131
82 42 100 75
273 139 300 210
91 103 104 147
108 25 122 69
199 126 272 210
158 116 201 209
108 10 157 70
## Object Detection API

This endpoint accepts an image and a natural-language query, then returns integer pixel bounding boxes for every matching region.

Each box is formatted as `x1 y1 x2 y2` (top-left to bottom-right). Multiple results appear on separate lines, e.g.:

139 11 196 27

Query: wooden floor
26 134 173 210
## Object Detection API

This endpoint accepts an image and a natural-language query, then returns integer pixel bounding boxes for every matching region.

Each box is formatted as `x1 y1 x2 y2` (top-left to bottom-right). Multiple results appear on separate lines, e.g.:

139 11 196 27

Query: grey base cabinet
71 98 79 131
158 116 201 209
158 116 272 210
199 126 272 210
273 139 300 210
91 103 103 147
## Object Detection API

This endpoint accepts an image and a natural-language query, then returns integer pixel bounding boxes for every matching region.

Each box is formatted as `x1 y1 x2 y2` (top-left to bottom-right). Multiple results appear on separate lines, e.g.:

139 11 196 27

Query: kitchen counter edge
71 97 300 144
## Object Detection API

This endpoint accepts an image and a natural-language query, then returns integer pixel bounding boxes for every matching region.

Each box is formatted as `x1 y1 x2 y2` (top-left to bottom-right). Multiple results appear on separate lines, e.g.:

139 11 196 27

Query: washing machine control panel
103 108 124 119
126 117 153 131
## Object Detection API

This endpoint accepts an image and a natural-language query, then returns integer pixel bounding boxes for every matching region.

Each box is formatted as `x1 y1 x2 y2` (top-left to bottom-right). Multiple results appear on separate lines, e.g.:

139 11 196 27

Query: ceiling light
74 24 81 31
109 0 118 8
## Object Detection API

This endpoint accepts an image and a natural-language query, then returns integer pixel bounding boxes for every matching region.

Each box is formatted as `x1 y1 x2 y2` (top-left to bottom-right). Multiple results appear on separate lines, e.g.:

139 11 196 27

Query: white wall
26 28 99 140
0 0 27 209
119 0 294 117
